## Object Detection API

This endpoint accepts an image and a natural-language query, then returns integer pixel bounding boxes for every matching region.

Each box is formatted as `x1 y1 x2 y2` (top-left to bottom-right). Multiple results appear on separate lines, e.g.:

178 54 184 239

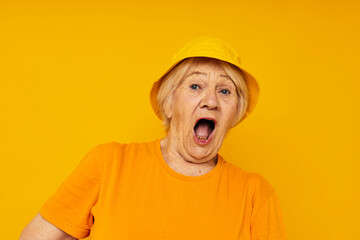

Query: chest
89 166 253 239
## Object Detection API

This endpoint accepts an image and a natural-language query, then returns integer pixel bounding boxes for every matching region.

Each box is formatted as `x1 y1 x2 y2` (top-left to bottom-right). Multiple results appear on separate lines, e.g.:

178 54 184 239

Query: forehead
185 58 234 83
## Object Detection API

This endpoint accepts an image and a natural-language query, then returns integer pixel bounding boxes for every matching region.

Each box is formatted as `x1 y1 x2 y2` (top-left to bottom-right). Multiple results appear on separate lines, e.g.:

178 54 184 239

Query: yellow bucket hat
150 36 260 125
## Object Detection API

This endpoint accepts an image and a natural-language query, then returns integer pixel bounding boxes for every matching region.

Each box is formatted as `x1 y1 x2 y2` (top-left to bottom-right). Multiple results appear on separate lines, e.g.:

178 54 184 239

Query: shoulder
85 140 159 169
221 159 275 201
87 140 157 156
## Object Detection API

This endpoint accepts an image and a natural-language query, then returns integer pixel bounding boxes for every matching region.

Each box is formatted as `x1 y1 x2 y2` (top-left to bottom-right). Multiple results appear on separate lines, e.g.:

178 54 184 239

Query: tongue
195 121 211 137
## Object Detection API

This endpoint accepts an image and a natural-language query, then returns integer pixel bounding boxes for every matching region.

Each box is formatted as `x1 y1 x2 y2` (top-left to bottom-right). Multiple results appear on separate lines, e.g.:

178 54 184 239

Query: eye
220 89 230 95
190 84 200 90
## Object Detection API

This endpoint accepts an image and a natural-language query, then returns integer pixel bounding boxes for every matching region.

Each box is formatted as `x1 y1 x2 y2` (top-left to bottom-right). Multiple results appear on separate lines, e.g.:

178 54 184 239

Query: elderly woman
20 37 286 240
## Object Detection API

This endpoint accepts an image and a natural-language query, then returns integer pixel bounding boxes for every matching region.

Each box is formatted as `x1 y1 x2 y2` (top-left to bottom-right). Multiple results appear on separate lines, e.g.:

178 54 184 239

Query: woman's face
166 59 239 163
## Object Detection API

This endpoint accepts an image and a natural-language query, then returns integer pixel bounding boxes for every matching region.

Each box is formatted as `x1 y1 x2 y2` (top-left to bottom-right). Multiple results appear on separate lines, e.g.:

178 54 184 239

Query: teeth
197 136 208 140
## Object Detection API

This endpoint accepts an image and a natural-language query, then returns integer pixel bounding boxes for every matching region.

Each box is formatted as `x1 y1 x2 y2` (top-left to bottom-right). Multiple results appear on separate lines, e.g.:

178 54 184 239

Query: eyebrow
186 71 232 80
219 74 232 80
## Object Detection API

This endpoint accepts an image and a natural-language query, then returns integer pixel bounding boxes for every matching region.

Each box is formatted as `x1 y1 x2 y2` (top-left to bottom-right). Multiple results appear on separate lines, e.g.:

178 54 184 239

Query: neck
160 136 218 176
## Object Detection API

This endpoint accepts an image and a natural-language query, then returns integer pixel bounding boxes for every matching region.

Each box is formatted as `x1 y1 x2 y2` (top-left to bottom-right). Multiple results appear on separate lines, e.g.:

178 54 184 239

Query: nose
200 89 220 110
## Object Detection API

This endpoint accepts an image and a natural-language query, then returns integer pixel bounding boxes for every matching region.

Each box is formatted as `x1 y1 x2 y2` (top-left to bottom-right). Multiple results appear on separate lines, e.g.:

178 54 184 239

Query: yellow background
1 0 359 239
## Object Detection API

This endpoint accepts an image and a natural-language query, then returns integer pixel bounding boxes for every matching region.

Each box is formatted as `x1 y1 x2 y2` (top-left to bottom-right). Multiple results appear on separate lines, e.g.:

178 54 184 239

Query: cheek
173 92 197 115
223 100 239 125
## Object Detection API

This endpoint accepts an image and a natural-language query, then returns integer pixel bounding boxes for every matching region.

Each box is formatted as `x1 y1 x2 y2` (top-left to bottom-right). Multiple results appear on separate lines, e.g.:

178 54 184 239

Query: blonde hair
156 57 248 131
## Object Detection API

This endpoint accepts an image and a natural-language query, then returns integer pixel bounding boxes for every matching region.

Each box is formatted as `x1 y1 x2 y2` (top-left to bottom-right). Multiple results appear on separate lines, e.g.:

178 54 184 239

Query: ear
163 95 173 119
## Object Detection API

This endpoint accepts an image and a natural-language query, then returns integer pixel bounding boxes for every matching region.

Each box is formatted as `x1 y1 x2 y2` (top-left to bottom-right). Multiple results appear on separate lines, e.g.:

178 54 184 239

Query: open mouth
194 118 216 141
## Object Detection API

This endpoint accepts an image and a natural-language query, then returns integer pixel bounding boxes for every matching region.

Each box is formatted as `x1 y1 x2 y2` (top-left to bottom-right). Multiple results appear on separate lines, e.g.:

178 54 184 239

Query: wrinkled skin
161 59 239 176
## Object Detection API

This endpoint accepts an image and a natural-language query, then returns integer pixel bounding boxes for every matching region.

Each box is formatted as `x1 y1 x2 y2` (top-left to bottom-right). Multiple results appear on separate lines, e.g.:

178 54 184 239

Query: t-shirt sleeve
39 144 102 239
250 174 287 240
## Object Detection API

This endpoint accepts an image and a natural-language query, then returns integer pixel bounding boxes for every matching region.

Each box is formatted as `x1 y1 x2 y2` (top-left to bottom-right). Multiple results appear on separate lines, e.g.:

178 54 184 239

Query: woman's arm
19 213 78 240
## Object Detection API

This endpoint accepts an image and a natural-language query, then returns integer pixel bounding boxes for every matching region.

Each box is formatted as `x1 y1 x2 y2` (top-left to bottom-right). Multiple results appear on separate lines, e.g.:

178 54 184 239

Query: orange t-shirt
40 139 286 239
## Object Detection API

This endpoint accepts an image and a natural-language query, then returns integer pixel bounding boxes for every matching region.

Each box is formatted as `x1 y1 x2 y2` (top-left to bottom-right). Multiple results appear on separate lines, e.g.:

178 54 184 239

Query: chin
187 144 218 162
